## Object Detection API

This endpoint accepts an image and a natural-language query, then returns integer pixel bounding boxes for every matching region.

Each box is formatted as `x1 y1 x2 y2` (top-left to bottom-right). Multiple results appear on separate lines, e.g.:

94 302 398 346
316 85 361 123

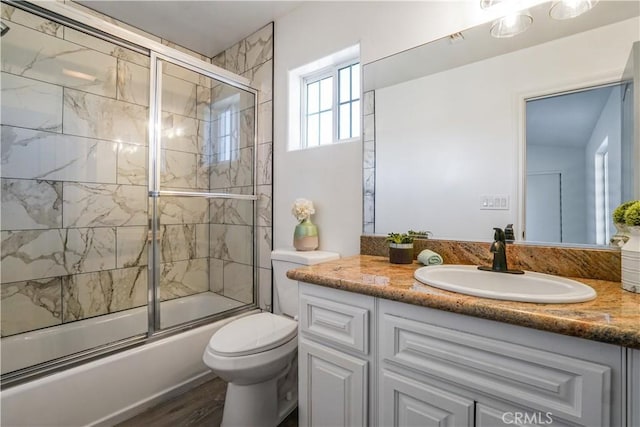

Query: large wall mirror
363 0 639 246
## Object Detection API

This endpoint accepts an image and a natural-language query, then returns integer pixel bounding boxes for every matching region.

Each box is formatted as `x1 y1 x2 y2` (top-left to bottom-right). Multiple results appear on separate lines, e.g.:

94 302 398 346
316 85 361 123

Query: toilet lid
208 312 297 357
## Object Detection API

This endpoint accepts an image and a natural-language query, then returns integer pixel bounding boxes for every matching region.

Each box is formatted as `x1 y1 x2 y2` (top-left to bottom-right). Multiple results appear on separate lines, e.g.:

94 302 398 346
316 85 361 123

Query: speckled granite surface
361 235 621 282
287 255 640 349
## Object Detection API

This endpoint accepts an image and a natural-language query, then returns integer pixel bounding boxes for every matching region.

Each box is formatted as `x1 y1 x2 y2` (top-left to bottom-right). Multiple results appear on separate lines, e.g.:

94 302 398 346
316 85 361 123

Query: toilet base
222 377 278 427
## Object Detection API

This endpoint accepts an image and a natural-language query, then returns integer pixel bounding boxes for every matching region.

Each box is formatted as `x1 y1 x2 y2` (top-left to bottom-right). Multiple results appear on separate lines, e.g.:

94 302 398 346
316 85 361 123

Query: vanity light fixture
549 0 599 20
480 0 533 39
490 11 533 38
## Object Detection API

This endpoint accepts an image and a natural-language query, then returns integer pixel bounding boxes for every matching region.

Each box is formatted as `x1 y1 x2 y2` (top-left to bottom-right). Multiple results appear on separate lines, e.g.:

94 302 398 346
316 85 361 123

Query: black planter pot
389 243 414 264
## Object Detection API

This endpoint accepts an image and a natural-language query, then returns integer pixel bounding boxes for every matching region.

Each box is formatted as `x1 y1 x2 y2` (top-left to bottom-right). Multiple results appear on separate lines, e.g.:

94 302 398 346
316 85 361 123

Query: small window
301 60 360 148
212 94 239 161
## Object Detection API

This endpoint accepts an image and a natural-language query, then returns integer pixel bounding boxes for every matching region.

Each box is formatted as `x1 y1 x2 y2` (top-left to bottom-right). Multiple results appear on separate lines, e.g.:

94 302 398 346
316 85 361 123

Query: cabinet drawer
299 288 370 355
380 313 611 426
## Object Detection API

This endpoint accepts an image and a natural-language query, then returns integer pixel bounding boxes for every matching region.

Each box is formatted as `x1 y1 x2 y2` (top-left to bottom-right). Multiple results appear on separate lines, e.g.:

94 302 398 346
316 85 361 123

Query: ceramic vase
294 218 319 251
389 243 414 264
611 223 630 247
621 226 640 293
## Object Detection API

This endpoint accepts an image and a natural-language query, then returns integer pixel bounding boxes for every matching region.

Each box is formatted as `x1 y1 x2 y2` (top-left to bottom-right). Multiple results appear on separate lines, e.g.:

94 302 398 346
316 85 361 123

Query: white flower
292 198 315 221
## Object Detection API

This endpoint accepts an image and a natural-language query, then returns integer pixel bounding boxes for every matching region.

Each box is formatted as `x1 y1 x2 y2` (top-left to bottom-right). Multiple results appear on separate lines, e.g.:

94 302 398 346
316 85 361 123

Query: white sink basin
414 265 596 303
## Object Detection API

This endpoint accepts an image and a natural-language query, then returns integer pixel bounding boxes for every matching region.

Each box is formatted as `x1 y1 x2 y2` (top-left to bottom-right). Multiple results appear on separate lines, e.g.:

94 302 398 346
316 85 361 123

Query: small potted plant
621 201 640 293
386 232 414 264
612 200 635 246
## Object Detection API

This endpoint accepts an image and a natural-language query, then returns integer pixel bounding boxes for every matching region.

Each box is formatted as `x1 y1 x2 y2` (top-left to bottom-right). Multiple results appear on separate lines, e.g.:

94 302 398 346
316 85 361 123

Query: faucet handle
504 224 515 242
493 227 506 243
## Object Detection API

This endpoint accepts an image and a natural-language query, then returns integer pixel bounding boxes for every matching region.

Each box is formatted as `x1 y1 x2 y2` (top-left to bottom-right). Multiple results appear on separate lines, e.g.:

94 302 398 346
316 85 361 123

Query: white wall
273 1 531 255
528 145 587 243
373 17 639 242
585 87 622 243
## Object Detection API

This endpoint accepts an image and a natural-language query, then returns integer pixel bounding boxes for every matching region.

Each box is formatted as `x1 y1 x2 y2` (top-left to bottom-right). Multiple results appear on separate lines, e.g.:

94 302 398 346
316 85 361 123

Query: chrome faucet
478 227 524 274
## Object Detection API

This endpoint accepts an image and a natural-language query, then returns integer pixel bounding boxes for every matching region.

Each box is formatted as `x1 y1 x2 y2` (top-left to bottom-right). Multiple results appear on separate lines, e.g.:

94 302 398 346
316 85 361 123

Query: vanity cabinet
298 283 375 427
298 282 628 427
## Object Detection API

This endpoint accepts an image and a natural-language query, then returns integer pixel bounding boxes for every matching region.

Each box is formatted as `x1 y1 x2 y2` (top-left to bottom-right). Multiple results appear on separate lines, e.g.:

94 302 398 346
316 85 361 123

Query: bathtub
1 292 245 374
1 293 255 426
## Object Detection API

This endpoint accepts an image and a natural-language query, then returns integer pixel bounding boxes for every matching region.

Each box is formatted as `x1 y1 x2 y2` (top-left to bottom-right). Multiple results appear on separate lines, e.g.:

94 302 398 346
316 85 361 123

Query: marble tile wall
363 91 376 234
211 23 273 310
1 4 263 338
0 6 155 337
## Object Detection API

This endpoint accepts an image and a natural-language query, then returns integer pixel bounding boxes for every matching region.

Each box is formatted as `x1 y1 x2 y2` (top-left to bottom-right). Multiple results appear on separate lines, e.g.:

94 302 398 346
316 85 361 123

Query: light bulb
549 0 598 20
490 11 533 38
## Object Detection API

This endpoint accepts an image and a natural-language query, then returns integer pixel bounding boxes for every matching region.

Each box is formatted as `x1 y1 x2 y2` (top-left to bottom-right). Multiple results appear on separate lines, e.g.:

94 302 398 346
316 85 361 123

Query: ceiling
526 85 618 149
78 1 301 57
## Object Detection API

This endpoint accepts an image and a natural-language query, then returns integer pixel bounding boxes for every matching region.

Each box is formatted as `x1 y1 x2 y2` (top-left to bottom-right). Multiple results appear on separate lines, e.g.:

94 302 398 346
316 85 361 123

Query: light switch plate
480 194 509 210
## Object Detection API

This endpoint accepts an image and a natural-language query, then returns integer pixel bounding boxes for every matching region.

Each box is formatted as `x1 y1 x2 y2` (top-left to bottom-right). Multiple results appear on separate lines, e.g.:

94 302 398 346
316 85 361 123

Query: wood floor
116 377 298 427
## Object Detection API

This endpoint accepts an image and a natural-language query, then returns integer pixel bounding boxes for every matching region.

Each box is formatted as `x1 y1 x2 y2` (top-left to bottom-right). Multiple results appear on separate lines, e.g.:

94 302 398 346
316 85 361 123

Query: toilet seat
208 312 297 357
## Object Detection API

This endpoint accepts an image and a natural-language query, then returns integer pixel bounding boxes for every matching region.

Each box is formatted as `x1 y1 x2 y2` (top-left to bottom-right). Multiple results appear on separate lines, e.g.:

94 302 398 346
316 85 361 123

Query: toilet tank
271 249 340 317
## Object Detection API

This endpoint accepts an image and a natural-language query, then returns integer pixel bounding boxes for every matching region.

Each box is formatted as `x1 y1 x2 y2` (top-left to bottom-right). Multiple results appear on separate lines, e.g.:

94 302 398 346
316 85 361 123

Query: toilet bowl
202 249 340 427
203 312 298 385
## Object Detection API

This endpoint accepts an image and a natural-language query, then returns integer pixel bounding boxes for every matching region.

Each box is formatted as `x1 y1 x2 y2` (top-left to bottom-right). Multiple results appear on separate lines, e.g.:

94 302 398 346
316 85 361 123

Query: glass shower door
149 55 258 331
0 5 150 375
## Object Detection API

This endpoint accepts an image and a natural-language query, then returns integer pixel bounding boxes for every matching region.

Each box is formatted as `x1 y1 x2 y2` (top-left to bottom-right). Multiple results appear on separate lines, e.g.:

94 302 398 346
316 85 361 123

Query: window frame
300 58 360 149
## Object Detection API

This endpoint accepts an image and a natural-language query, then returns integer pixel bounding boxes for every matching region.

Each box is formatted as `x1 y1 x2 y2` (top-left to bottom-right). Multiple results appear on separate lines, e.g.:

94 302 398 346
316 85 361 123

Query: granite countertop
287 255 640 349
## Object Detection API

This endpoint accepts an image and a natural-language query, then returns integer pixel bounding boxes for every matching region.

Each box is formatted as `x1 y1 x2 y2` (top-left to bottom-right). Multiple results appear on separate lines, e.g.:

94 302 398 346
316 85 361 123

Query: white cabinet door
299 338 367 427
380 370 474 427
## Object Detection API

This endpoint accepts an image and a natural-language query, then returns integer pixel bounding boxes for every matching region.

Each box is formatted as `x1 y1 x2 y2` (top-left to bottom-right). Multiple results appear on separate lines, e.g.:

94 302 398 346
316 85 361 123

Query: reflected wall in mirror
525 83 632 246
364 1 640 246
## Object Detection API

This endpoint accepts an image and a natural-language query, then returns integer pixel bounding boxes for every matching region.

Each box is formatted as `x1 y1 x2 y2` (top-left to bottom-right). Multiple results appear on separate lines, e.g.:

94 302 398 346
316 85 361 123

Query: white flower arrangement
292 198 315 222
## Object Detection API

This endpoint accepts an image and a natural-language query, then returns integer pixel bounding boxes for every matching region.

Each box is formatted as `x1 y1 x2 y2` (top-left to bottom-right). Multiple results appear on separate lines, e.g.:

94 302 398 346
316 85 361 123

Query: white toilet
203 249 340 427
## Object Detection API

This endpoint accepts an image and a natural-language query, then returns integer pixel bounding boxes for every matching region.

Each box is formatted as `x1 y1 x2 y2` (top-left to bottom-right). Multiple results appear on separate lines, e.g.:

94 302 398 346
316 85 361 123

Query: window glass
307 81 319 114
351 64 360 100
307 114 319 147
320 77 333 111
302 61 359 148
320 111 332 145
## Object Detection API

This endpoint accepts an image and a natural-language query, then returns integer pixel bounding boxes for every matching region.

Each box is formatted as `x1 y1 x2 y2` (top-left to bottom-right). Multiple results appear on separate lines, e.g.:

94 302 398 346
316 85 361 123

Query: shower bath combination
0 0 260 388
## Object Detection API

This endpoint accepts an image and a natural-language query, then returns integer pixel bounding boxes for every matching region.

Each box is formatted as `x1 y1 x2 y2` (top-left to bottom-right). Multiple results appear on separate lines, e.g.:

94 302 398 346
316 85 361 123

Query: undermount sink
413 265 596 303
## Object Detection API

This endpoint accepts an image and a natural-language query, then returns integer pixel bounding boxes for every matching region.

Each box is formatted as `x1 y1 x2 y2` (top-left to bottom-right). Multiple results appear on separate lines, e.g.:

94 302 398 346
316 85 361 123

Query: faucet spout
478 227 524 275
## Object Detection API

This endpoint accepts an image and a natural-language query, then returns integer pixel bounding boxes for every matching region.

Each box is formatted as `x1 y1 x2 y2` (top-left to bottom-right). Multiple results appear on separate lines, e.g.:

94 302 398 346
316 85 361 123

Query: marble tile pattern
1 4 63 38
1 278 62 336
63 89 148 145
208 23 273 308
1 126 117 183
0 18 189 336
1 228 116 283
1 179 63 230
62 183 147 227
360 236 622 282
1 73 63 132
1 22 117 98
0 12 273 337
287 255 640 349
362 91 376 233
62 266 147 322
